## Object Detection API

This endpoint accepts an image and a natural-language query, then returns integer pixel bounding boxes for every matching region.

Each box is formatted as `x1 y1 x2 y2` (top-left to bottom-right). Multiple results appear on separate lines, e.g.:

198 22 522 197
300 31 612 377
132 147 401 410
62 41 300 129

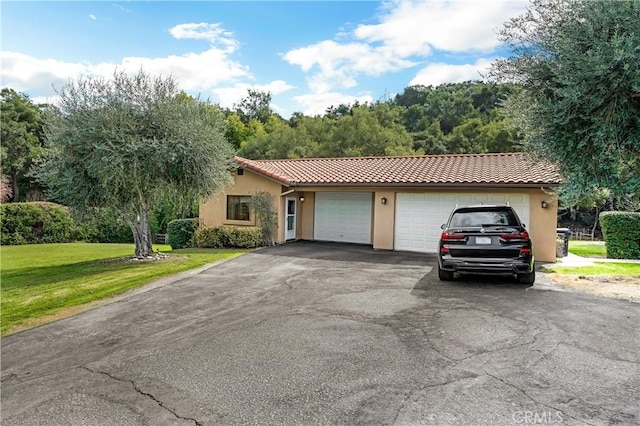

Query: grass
568 240 607 258
0 243 247 335
542 262 640 276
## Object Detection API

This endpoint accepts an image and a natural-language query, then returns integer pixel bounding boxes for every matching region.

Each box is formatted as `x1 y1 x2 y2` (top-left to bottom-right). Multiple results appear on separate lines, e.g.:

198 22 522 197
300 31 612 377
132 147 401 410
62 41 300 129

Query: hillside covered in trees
1 81 521 204
225 81 522 160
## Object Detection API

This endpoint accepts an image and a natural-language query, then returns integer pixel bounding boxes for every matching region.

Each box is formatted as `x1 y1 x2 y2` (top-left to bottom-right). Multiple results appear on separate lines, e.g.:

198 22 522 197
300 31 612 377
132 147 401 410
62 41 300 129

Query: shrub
74 207 133 243
193 226 263 249
250 192 277 246
224 226 263 248
599 211 640 259
0 202 75 245
167 218 198 249
193 226 225 248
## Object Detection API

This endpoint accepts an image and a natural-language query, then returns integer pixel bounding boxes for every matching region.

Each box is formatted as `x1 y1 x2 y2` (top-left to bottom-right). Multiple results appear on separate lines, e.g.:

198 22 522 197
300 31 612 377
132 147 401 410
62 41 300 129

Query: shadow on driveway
253 240 436 266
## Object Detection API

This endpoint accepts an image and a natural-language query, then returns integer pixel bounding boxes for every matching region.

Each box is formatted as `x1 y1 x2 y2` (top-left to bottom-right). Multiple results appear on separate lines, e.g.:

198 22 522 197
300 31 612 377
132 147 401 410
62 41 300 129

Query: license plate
476 236 492 245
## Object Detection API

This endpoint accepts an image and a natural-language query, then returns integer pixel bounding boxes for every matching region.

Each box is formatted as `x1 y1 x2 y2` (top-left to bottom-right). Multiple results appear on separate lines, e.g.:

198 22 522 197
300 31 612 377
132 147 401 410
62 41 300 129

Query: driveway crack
483 371 594 426
79 366 202 426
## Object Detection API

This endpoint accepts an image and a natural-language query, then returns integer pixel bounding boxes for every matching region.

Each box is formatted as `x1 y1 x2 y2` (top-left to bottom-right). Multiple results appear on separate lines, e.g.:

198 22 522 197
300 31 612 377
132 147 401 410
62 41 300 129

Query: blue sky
1 1 528 117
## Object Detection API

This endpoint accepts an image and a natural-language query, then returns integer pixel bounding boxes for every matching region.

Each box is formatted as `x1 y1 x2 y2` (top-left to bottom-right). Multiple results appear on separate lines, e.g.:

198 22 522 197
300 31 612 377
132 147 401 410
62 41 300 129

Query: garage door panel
395 193 530 253
314 192 372 244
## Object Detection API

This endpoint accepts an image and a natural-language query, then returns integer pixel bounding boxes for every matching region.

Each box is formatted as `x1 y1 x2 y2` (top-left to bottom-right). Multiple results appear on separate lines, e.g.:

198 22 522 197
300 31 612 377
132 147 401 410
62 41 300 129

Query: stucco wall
199 169 284 241
298 192 315 240
205 173 558 262
527 189 559 262
373 191 396 250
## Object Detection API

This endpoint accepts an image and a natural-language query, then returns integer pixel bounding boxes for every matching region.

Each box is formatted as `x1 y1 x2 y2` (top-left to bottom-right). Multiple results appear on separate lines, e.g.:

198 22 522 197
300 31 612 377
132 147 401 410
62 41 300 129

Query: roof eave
294 182 563 188
234 157 293 186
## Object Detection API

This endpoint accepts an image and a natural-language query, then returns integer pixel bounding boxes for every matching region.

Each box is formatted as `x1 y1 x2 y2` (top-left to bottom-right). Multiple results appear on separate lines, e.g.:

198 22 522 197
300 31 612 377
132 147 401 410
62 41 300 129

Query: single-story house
200 153 562 262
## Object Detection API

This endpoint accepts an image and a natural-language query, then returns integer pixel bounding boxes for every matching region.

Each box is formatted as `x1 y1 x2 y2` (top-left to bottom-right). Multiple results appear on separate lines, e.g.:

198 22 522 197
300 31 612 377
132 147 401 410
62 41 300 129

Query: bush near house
599 212 640 259
193 225 263 249
167 218 199 249
0 202 75 245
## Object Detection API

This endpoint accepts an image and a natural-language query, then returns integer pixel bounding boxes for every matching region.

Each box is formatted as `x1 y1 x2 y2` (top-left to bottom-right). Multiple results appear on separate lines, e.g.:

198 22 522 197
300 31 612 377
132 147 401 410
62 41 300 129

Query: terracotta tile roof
234 153 562 187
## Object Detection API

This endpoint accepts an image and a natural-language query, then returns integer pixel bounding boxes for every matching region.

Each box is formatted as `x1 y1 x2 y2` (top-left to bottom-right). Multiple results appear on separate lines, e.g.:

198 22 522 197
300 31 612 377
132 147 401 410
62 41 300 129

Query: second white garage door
314 192 372 244
394 193 530 253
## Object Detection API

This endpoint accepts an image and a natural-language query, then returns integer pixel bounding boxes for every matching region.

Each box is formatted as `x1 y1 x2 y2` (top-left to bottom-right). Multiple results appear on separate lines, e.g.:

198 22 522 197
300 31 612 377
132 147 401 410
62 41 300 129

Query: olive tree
491 0 640 199
40 70 235 257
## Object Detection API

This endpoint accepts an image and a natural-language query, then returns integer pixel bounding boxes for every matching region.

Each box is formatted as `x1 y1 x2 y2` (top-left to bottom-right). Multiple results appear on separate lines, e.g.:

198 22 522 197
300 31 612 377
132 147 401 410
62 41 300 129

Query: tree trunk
11 171 19 202
591 206 600 240
130 201 153 258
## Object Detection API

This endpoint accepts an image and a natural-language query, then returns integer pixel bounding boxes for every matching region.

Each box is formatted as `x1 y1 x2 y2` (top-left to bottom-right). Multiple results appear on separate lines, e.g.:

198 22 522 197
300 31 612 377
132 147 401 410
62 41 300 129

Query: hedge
193 226 263 249
0 202 76 245
167 218 199 249
599 211 640 259
74 207 133 243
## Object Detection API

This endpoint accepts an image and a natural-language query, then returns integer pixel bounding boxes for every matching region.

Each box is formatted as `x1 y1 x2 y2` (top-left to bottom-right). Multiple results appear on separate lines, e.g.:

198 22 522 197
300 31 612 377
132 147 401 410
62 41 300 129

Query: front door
285 197 296 240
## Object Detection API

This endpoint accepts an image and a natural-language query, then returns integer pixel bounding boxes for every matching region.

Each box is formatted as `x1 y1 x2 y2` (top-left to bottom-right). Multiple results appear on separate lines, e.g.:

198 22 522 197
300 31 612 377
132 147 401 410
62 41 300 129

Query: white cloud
89 14 97 20
211 80 295 108
0 22 251 99
293 92 374 116
169 22 239 53
112 3 130 13
0 49 250 95
354 0 526 54
284 40 415 93
0 51 86 93
283 0 527 93
409 58 494 86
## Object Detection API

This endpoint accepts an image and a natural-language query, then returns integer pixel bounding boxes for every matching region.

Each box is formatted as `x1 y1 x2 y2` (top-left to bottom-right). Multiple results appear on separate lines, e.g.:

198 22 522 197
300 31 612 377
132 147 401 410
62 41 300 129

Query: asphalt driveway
2 242 639 425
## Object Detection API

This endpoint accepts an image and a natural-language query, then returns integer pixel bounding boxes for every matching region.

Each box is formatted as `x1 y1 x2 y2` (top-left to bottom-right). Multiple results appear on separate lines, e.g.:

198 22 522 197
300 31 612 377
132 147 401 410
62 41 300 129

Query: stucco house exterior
200 153 562 262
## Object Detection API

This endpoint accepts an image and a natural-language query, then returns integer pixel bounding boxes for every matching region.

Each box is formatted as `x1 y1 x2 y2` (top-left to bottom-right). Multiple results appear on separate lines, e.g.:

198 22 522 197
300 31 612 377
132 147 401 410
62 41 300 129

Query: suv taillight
500 231 529 240
441 231 466 241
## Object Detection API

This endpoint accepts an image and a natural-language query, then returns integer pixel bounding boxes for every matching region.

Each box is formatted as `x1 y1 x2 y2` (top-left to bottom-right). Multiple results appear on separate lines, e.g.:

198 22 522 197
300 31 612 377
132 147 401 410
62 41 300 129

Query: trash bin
556 228 571 257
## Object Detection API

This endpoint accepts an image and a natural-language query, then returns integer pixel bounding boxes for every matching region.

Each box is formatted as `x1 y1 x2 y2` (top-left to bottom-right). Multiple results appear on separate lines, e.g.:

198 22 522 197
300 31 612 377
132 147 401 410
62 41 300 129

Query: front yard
568 240 607 258
542 258 640 303
1 243 246 335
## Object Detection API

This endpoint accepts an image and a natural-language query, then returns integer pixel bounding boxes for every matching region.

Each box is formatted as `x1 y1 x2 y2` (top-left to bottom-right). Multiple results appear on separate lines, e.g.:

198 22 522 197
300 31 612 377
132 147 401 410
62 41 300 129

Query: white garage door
314 192 372 244
394 193 530 253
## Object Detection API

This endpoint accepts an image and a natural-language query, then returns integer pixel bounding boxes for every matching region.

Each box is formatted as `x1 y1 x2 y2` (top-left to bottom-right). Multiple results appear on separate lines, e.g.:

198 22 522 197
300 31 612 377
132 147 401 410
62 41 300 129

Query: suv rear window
449 208 520 227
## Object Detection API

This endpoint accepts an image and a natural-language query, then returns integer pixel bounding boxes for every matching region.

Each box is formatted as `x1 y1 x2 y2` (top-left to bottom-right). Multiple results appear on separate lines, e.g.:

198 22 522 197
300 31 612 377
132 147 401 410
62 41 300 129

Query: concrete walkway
558 252 640 267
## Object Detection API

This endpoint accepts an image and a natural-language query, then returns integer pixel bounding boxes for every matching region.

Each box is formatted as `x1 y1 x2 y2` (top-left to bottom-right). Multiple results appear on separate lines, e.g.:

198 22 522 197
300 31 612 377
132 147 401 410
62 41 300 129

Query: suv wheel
438 266 454 281
517 269 535 284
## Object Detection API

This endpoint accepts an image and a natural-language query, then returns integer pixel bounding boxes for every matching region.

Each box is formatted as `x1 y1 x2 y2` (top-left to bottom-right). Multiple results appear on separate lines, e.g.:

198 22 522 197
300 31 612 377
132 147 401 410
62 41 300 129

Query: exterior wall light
381 197 387 205
299 195 305 202
541 200 549 209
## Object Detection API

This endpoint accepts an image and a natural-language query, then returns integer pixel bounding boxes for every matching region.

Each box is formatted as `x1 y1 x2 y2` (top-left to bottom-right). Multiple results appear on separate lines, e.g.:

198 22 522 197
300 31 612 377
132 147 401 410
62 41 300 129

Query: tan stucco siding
199 169 283 240
526 189 558 262
298 192 315 240
373 191 396 250
204 174 558 262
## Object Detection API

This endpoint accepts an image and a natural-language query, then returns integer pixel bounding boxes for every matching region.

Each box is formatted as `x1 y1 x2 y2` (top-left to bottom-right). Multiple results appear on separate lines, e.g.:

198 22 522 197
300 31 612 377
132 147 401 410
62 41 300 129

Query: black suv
437 204 535 284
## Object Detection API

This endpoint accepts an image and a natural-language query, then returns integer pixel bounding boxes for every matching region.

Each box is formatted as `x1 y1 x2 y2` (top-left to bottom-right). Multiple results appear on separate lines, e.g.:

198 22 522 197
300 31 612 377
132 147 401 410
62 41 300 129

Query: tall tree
321 105 414 157
0 88 44 201
235 89 272 124
491 0 640 199
40 70 235 257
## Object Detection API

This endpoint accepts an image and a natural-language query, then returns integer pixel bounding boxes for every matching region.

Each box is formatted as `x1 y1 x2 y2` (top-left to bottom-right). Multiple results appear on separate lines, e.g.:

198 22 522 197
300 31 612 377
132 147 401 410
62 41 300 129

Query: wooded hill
226 81 523 160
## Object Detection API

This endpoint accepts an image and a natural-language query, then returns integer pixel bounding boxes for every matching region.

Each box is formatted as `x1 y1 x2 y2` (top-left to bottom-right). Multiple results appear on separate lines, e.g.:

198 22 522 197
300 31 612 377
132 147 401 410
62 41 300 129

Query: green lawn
568 240 607 258
543 262 640 276
1 243 246 335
